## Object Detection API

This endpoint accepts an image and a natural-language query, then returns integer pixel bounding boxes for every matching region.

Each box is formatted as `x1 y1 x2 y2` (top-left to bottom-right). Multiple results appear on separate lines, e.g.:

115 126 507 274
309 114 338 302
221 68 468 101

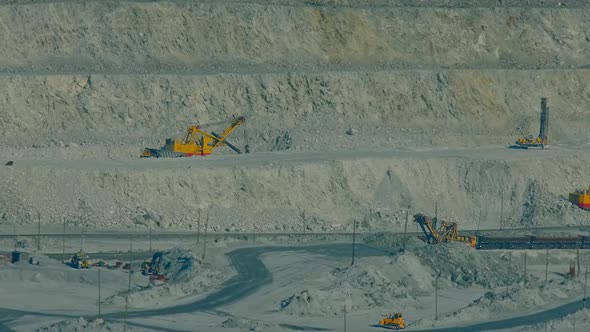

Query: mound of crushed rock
414 243 524 288
219 317 275 331
517 179 590 227
279 252 428 316
415 278 583 328
280 240 526 316
516 309 590 331
36 318 134 332
105 248 227 308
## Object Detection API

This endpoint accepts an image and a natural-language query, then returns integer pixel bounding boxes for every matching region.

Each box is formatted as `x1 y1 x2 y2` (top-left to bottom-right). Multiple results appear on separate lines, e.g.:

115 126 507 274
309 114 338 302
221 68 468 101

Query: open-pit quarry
2 0 590 331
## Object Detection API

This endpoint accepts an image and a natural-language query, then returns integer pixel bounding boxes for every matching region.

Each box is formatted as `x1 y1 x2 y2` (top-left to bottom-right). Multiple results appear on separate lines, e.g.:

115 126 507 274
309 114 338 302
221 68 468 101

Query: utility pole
149 226 152 252
80 230 84 252
500 195 504 230
129 236 132 253
402 209 409 253
545 248 549 282
301 208 306 234
524 252 527 285
343 306 347 332
544 321 547 332
351 220 357 266
196 209 201 246
202 212 209 261
124 271 131 332
506 252 512 297
13 223 16 250
573 312 576 332
576 242 582 276
37 213 41 251
62 219 66 263
434 202 438 229
435 274 438 320
303 217 306 235
98 269 101 317
477 209 482 234
584 268 588 309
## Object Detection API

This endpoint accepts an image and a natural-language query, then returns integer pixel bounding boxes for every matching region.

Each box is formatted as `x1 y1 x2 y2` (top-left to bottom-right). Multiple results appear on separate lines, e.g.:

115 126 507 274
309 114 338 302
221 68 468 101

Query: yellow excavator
414 213 477 248
142 116 246 158
514 98 549 149
376 312 405 330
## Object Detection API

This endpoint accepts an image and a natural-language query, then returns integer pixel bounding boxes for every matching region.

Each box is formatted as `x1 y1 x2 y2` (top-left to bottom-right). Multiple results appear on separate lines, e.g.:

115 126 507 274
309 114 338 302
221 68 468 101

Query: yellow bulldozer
70 251 91 269
377 312 405 330
141 116 246 158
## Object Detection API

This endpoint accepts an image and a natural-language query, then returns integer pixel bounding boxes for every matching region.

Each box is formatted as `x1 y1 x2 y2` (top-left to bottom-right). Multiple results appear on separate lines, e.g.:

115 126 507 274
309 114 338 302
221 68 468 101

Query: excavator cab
378 312 405 330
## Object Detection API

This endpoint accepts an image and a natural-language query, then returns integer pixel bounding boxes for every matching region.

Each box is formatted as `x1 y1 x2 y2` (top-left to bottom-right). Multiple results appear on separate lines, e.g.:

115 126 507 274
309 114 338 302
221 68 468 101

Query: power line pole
196 209 201 246
343 306 347 332
545 248 549 282
524 252 527 285
351 220 357 266
477 209 482 234
434 202 438 229
124 271 131 332
576 242 582 276
402 209 409 253
98 269 101 317
37 213 41 251
500 195 504 230
435 274 438 320
202 212 209 261
573 312 576 332
506 252 512 297
62 219 66 263
584 268 588 309
149 226 152 252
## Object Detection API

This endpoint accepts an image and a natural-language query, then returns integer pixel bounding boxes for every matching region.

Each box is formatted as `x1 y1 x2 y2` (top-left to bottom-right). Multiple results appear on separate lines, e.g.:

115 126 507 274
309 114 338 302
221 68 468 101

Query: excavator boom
212 116 246 150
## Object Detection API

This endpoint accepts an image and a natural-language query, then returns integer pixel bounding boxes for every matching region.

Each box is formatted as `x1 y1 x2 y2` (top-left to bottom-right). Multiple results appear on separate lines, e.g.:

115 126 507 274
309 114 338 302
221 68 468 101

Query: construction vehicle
376 312 405 330
569 185 590 210
142 116 246 158
70 251 91 269
514 98 549 149
147 251 164 276
141 259 151 275
414 214 477 248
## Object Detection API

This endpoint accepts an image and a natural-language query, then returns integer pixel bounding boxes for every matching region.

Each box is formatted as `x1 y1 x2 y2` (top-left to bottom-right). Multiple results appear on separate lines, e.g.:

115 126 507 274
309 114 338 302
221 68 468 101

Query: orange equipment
569 186 590 210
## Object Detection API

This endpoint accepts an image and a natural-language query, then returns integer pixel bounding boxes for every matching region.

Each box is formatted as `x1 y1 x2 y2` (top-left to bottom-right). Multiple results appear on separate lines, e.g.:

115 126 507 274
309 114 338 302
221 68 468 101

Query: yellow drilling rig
513 98 549 149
